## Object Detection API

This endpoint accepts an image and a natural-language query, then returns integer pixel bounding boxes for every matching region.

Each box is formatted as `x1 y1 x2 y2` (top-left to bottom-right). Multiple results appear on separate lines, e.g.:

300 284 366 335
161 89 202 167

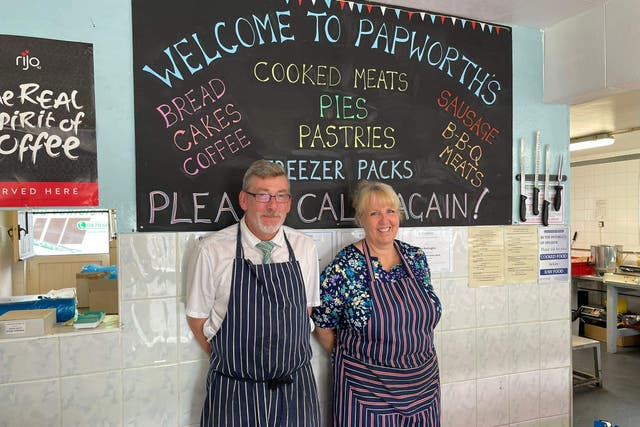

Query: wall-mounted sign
0 35 97 207
132 0 512 232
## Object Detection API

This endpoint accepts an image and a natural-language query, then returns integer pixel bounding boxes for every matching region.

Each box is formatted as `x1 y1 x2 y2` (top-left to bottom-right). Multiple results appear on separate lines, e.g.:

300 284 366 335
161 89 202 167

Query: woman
312 180 442 426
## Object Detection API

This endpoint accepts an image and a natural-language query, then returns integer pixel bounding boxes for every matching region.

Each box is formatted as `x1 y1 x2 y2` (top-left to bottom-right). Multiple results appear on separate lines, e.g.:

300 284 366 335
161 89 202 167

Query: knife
532 131 541 215
519 137 527 222
553 154 564 211
542 145 550 226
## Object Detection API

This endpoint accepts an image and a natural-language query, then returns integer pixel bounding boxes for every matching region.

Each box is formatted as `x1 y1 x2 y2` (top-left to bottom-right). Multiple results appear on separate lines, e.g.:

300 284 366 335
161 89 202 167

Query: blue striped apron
333 240 441 426
200 226 320 427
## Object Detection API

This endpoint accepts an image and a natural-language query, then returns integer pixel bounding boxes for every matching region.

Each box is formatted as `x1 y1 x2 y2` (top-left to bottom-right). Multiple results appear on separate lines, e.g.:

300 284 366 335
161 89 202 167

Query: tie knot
256 240 276 264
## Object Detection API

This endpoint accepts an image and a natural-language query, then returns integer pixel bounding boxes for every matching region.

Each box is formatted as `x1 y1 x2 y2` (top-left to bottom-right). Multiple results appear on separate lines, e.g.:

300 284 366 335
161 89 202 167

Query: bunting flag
287 0 510 34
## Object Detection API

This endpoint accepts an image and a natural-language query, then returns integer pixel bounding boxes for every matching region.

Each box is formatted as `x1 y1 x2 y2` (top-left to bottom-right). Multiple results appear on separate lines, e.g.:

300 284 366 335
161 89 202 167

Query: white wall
571 157 640 257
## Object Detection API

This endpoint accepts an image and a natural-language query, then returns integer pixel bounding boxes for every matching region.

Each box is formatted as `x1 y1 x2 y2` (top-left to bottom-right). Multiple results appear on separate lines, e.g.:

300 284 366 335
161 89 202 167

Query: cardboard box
0 309 56 338
584 324 640 347
76 273 118 314
75 277 90 308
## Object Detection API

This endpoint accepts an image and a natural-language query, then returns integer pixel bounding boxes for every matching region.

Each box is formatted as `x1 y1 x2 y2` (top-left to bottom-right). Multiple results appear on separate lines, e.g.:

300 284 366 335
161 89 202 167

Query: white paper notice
305 230 335 270
538 226 570 283
469 227 505 287
399 228 452 273
504 226 538 284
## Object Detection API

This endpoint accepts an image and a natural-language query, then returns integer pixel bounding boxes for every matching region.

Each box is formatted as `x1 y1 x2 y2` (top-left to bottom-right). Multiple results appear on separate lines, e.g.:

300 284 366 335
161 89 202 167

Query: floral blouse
311 240 435 330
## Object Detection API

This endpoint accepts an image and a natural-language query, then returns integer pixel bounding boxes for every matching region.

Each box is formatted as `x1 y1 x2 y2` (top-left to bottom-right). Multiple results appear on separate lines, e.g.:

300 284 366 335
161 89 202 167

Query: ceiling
376 0 640 160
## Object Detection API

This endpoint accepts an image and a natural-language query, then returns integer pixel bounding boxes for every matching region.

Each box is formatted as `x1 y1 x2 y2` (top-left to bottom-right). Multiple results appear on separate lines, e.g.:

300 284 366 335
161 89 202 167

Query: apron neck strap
362 239 417 282
236 225 244 259
235 224 297 262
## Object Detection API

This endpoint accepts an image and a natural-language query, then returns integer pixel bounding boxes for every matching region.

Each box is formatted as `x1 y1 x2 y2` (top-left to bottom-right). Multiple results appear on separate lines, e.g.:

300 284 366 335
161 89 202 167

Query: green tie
256 240 276 264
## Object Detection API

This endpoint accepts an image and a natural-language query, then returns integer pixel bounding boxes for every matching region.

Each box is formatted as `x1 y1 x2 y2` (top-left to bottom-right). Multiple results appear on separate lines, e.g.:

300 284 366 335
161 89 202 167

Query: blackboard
132 0 512 232
0 35 97 207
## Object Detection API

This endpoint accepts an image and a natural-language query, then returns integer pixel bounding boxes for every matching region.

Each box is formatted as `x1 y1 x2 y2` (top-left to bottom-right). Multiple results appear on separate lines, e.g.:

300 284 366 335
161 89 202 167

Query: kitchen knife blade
532 131 541 215
519 137 526 222
542 145 550 226
553 154 564 211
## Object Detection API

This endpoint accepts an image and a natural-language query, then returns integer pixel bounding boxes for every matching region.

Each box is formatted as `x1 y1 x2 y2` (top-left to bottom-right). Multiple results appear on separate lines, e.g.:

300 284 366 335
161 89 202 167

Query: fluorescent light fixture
569 133 615 152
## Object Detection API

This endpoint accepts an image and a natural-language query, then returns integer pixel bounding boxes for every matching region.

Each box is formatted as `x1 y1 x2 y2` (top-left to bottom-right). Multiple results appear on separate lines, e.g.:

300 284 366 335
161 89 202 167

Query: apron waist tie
214 364 304 390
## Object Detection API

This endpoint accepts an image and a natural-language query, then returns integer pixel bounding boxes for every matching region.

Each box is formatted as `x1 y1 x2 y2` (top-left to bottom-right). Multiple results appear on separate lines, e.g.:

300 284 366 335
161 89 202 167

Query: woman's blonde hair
352 180 402 226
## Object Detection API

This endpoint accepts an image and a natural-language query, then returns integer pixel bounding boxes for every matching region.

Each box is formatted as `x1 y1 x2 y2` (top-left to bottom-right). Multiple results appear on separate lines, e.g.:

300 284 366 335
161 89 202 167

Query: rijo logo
15 49 41 70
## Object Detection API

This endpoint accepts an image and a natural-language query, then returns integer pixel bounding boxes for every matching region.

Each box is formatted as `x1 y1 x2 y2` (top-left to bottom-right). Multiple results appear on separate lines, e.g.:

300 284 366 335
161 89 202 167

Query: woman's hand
314 326 336 354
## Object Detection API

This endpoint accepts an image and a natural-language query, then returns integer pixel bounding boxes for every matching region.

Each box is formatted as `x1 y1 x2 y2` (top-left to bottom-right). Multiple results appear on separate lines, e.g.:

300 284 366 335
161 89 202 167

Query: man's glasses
245 191 292 204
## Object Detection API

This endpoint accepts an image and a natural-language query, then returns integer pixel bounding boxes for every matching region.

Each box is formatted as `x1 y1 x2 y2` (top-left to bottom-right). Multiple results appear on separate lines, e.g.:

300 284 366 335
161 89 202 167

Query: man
186 159 321 427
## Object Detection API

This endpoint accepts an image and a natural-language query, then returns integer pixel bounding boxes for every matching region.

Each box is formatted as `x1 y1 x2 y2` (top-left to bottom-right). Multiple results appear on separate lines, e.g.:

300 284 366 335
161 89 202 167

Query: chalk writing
439 121 485 188
142 10 296 88
154 77 251 177
354 19 502 106
436 89 500 144
132 0 513 230
353 68 408 92
254 62 341 87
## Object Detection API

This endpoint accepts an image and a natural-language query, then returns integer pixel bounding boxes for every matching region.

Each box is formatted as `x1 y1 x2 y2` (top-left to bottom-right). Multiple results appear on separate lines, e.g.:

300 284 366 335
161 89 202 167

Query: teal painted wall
0 1 569 232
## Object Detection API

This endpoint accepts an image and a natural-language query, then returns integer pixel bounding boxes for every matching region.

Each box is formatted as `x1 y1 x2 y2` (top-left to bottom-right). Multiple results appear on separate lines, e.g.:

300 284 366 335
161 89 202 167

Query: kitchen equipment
619 265 640 274
519 137 527 222
578 304 606 325
620 313 640 326
594 245 618 274
615 245 624 266
533 131 541 215
603 272 640 285
553 154 564 211
541 145 550 226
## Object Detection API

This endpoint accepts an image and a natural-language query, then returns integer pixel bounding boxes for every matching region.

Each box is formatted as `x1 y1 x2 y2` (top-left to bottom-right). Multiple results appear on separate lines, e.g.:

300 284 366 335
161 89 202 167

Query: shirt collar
240 217 284 248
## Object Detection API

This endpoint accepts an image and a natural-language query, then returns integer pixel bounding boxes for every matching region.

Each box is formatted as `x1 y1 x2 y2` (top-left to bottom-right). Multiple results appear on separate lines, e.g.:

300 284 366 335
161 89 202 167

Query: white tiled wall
0 229 571 427
571 159 640 256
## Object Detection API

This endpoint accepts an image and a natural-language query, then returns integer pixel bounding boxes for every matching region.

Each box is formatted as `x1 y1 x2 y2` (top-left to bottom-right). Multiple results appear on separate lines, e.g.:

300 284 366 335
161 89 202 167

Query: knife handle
542 200 550 226
519 194 527 222
553 185 563 211
532 187 540 215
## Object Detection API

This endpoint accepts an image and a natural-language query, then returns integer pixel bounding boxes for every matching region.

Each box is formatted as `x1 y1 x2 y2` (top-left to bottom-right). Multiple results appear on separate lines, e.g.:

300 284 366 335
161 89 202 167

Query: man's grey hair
242 159 288 191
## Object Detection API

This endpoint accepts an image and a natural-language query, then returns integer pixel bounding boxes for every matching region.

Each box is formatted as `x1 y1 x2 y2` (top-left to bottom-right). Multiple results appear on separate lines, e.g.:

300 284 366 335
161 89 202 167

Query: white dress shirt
185 217 320 340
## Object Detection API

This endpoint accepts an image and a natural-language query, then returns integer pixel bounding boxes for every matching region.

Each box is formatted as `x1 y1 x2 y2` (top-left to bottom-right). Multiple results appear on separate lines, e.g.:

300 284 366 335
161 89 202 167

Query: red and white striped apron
333 240 441 426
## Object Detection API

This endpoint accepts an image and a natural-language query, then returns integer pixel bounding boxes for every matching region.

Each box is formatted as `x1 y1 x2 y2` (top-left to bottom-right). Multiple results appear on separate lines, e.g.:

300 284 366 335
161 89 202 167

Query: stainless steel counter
572 274 640 353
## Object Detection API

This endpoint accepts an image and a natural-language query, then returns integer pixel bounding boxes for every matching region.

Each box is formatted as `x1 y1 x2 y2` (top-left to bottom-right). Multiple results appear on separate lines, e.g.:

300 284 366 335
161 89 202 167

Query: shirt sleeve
185 239 216 319
302 238 321 307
